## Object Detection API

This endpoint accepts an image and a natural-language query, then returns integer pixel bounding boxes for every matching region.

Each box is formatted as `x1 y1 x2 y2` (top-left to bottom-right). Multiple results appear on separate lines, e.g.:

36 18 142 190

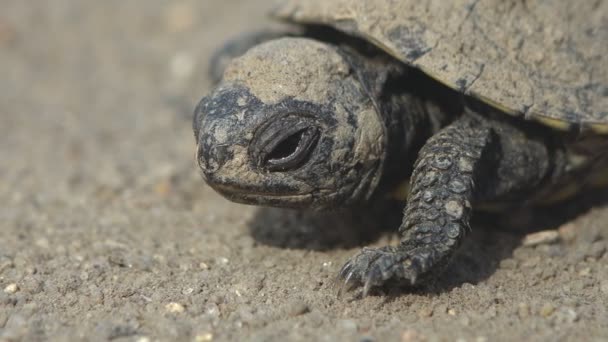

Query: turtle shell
273 0 608 134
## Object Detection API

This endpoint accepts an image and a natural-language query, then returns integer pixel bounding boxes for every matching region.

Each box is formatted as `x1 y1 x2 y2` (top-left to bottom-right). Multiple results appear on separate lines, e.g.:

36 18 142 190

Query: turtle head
193 37 386 209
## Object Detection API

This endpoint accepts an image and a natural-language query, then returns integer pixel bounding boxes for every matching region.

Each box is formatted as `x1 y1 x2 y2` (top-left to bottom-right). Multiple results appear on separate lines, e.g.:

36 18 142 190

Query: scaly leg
339 111 562 295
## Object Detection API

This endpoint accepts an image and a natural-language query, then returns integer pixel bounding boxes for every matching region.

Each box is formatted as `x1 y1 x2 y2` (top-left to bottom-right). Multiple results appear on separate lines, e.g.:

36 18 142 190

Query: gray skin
194 35 574 295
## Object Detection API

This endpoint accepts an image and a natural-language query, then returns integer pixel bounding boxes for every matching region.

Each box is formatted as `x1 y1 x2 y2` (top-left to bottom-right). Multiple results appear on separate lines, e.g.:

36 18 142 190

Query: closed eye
263 128 319 172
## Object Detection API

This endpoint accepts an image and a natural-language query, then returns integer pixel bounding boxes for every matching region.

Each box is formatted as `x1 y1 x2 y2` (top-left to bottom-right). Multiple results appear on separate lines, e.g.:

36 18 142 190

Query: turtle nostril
199 144 232 174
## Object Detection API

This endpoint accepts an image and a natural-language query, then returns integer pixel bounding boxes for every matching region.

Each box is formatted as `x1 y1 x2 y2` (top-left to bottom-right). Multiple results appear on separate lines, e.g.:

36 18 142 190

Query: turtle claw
337 246 432 296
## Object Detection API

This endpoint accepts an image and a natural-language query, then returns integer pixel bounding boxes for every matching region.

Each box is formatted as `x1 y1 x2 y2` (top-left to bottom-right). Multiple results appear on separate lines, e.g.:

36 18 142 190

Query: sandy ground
1 1 607 341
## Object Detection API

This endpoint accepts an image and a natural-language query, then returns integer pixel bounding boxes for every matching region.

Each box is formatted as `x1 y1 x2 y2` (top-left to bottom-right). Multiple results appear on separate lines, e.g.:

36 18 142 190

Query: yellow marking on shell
364 36 529 120
531 115 571 131
389 180 410 201
589 123 608 135
466 92 521 116
567 153 589 169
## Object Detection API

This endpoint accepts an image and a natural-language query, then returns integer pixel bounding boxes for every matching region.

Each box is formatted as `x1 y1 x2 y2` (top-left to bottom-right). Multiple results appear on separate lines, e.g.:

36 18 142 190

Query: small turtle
193 0 608 295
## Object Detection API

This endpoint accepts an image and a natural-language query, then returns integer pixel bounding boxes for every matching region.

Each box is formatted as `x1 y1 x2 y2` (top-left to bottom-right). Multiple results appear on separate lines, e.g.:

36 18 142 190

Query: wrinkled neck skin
343 48 457 197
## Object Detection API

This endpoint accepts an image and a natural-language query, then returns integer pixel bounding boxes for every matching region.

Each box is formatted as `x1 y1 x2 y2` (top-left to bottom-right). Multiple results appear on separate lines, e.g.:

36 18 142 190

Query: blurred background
1 1 607 341
1 1 276 210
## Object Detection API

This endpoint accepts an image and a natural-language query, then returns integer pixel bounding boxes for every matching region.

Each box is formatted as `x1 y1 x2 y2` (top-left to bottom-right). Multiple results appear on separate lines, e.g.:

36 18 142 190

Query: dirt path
1 1 607 341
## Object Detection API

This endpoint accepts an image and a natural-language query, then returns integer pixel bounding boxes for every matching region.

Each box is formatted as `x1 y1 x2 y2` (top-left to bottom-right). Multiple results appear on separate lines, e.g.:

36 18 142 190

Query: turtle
193 0 608 295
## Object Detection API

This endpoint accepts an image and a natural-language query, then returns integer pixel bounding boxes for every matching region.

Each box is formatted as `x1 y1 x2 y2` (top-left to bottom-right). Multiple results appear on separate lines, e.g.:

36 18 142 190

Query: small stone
523 230 560 247
136 337 151 342
540 303 555 317
3 283 18 294
286 300 310 317
447 308 457 316
578 267 591 276
195 333 214 342
418 306 433 318
165 302 185 313
199 262 210 270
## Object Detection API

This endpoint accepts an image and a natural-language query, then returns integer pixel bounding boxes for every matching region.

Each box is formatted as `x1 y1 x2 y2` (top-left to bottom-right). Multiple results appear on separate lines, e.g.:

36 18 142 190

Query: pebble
165 302 185 313
578 267 591 277
3 283 18 294
523 230 560 247
216 257 229 265
195 332 214 342
539 303 555 317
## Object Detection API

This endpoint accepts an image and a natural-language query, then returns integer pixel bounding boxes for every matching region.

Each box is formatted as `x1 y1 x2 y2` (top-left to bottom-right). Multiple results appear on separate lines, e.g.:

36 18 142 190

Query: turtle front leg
339 112 561 295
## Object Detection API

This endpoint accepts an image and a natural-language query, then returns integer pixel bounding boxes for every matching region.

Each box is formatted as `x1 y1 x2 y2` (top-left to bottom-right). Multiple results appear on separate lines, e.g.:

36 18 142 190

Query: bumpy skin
339 111 564 294
208 30 296 84
195 32 605 295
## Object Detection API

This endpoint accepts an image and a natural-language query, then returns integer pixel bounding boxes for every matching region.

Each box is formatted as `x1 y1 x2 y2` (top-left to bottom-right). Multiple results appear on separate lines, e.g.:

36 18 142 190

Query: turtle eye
263 127 319 172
